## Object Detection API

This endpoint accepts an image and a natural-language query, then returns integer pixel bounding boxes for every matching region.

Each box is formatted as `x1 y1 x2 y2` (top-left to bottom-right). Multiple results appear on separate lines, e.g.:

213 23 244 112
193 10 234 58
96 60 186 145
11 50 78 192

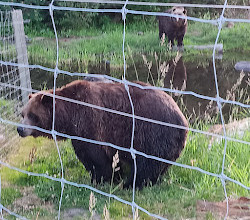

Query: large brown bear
17 80 188 188
157 6 188 47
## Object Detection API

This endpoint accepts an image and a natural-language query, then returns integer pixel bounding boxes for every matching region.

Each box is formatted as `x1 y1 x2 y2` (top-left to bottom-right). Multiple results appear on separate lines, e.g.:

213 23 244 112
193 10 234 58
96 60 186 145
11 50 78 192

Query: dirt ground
196 197 250 220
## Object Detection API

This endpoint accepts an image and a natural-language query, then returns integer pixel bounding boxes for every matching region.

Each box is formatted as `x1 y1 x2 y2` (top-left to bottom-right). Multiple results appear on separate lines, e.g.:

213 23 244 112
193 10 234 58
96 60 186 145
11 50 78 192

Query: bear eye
28 112 39 123
183 10 186 14
173 8 176 12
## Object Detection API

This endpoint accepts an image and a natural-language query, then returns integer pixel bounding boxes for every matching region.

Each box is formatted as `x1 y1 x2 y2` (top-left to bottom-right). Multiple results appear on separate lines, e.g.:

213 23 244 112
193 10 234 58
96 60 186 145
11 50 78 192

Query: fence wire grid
0 0 250 220
0 10 22 161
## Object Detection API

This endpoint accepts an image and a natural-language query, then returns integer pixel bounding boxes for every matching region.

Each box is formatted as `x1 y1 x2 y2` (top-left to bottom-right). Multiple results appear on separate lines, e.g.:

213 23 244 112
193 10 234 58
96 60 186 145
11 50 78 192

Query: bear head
171 6 187 26
17 92 54 138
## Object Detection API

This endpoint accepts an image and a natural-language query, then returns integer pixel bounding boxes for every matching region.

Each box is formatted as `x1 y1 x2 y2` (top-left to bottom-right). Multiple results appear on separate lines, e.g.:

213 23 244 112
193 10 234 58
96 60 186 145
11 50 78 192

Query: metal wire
0 1 249 219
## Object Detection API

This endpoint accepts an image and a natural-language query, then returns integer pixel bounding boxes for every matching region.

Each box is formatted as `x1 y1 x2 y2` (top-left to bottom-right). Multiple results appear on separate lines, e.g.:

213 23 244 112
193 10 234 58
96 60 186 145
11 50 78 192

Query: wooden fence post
11 9 31 104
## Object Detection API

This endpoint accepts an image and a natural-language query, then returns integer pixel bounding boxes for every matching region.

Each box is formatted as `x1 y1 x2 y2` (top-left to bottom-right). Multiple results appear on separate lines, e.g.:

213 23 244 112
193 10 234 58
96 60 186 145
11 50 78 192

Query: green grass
186 21 250 51
1 188 22 206
0 99 16 118
1 18 250 219
27 21 250 70
1 128 249 219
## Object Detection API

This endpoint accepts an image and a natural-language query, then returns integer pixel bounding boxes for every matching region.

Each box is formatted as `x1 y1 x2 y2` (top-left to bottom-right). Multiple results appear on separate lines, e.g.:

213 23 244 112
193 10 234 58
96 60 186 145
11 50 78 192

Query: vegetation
0 99 14 117
2 0 248 33
2 0 250 70
0 2 249 219
1 126 249 219
26 20 250 71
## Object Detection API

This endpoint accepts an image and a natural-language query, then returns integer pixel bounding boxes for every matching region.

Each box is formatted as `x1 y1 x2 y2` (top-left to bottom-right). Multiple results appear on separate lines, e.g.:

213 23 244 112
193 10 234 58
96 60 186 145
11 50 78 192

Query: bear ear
29 93 34 99
41 94 54 107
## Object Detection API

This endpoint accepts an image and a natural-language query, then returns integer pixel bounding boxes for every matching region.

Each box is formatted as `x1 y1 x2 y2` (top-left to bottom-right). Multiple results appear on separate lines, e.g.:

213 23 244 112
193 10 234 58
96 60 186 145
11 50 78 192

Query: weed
89 192 96 219
0 127 249 219
103 204 110 220
109 151 120 207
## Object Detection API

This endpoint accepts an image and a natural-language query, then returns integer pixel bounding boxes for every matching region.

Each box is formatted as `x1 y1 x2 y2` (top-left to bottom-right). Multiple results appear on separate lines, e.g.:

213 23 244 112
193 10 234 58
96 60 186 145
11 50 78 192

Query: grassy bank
27 21 250 71
1 16 249 220
1 127 249 219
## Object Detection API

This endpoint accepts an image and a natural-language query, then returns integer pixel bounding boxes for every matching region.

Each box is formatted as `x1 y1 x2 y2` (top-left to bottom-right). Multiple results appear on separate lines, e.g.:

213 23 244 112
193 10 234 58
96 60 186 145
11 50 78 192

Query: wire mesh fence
0 10 21 160
0 0 249 219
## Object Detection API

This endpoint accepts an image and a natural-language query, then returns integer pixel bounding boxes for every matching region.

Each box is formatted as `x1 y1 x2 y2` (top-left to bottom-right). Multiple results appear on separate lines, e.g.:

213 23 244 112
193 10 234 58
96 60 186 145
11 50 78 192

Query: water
29 54 250 123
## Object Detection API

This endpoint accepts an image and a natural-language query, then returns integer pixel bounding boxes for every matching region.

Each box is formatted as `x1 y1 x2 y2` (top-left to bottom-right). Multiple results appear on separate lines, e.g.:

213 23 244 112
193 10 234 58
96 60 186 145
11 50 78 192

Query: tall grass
1 125 249 219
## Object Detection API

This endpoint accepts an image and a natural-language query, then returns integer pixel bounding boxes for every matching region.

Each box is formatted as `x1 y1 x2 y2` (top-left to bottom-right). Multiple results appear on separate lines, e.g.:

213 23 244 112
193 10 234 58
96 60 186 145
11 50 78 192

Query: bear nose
17 126 24 137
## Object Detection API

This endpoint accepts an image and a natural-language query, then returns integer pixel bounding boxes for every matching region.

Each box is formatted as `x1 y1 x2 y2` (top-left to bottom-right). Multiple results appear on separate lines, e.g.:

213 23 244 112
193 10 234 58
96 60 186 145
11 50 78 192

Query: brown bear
17 80 188 188
157 6 187 47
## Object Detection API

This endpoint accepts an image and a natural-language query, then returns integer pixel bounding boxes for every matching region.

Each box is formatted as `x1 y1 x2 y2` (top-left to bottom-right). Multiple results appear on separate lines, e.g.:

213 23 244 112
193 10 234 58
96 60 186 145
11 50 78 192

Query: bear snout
17 126 25 137
17 126 33 137
175 15 185 24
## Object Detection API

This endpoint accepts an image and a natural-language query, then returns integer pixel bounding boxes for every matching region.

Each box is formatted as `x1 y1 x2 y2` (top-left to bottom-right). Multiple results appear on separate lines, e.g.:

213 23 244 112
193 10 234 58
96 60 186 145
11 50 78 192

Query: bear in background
17 80 188 188
157 6 188 48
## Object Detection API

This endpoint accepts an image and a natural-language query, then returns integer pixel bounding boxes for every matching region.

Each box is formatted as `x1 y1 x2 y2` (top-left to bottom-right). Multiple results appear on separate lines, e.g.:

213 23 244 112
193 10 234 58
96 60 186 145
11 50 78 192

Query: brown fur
157 6 187 47
18 80 188 188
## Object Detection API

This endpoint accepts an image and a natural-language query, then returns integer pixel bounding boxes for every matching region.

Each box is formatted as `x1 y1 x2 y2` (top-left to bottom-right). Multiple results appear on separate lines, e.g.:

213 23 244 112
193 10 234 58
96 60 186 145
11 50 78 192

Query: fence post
11 9 31 104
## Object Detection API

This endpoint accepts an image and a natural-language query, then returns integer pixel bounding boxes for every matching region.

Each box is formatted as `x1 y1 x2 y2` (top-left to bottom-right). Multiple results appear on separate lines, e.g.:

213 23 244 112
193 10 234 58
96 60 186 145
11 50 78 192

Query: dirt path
197 197 250 219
